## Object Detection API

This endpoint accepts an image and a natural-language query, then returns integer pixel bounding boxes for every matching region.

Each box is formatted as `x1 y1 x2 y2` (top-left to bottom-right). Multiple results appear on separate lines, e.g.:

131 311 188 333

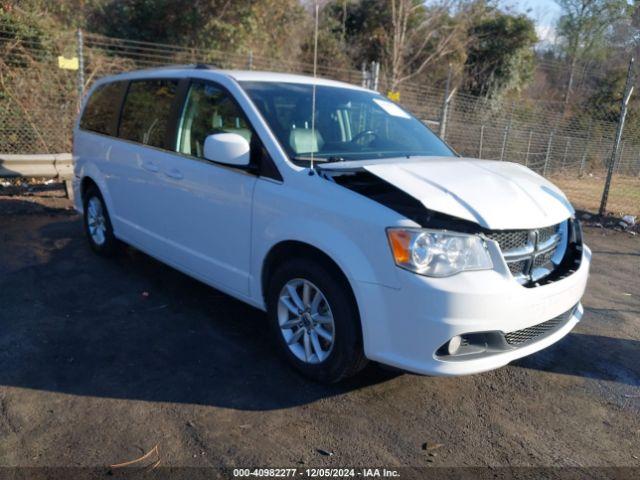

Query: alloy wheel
87 196 107 246
277 278 335 364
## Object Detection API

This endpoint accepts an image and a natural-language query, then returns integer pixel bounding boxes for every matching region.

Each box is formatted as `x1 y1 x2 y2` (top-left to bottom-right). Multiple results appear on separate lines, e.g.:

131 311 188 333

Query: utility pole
599 56 635 216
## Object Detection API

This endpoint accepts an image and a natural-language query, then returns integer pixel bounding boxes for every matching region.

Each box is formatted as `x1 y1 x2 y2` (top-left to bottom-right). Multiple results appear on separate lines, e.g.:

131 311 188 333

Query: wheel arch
260 240 368 361
76 167 115 220
80 176 99 203
261 240 361 322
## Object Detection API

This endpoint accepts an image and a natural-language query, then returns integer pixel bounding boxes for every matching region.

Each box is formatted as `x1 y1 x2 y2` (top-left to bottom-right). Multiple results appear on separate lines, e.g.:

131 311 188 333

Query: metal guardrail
0 153 73 179
0 153 74 199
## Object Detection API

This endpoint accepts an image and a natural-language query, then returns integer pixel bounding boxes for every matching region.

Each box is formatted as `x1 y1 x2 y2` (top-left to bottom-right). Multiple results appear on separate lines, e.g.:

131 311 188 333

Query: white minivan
73 66 591 382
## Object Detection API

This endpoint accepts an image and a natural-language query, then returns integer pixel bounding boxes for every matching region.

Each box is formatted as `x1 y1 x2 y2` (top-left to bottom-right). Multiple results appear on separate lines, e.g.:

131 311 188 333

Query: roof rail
131 63 218 72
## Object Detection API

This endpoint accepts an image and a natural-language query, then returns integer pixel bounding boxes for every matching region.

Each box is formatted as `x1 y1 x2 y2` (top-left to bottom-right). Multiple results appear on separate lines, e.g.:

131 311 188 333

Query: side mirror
203 133 250 167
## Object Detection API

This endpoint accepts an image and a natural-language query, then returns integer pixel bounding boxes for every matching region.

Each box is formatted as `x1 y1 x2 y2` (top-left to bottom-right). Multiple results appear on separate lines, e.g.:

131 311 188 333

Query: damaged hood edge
322 157 575 230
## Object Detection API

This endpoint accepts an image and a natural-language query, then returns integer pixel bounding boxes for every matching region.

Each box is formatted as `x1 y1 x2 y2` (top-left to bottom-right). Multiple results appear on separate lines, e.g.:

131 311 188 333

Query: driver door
157 80 258 296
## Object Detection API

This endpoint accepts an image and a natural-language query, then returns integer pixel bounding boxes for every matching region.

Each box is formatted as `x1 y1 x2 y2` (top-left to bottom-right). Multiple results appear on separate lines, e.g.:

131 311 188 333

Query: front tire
83 185 117 256
266 258 367 383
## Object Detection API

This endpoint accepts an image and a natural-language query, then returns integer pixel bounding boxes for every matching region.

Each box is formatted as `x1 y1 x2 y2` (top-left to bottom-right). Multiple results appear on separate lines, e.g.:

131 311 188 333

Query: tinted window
119 79 178 149
176 82 253 158
79 82 125 135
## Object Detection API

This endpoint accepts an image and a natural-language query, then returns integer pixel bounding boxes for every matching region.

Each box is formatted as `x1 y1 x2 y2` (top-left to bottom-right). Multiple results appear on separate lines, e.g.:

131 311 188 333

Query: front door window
176 82 253 158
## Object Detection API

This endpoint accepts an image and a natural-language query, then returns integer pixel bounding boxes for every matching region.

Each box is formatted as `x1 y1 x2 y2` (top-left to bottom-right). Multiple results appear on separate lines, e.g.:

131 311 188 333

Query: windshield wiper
292 155 345 163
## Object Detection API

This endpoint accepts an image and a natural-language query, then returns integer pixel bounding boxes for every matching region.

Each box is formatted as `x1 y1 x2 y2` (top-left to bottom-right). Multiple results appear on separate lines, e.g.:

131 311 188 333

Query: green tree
299 10 353 72
87 0 306 59
243 0 307 61
0 3 56 66
87 0 248 49
586 66 639 127
463 10 537 98
1 0 105 29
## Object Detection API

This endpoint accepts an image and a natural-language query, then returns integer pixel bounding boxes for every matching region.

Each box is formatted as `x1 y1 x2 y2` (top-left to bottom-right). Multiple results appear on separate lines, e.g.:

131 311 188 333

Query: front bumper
355 244 591 376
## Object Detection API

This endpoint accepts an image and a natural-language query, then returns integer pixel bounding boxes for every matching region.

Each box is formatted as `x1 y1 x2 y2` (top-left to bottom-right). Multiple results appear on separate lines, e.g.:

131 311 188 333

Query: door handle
141 160 159 173
164 168 183 180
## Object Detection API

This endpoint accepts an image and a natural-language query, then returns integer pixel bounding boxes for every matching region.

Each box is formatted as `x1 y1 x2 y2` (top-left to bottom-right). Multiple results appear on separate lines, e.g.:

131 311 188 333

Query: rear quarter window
118 79 179 149
79 81 126 136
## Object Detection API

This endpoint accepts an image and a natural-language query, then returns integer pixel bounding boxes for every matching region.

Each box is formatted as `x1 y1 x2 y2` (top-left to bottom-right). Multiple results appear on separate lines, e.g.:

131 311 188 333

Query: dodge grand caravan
73 66 591 382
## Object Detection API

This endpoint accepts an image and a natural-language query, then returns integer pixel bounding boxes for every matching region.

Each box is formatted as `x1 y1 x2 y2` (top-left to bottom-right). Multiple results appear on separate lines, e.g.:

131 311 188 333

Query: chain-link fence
1 26 638 217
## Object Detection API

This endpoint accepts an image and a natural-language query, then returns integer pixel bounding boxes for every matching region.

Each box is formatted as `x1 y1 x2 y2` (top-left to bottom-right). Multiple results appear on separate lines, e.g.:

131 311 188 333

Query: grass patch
551 174 640 217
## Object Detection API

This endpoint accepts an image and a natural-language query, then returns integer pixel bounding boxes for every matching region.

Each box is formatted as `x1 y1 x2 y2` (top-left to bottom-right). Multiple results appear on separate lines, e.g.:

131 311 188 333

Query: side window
118 79 178 149
176 82 253 158
79 82 125 136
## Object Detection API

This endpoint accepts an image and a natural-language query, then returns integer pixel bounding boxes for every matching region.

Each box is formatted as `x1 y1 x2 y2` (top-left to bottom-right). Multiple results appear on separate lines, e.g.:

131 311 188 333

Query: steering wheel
351 130 377 145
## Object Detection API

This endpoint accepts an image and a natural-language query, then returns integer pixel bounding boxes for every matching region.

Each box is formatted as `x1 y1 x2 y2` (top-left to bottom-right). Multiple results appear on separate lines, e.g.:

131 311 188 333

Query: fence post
579 120 592 176
525 130 533 166
600 56 635 215
561 137 570 171
76 28 85 109
439 65 453 139
361 62 368 88
500 125 507 161
247 50 253 70
478 125 485 158
543 130 554 177
372 61 380 92
616 141 625 174
500 102 515 161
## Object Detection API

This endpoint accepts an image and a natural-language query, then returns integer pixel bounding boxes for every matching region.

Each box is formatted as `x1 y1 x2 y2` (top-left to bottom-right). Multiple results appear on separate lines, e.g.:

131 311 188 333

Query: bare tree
386 0 468 91
555 0 629 106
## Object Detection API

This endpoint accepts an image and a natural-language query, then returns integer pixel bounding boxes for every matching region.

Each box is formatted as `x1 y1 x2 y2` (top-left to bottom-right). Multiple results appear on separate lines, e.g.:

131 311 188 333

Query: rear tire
83 185 117 256
266 257 367 383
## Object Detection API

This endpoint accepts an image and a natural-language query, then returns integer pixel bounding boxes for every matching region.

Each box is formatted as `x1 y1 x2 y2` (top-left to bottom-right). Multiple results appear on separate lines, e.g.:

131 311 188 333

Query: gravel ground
0 188 638 478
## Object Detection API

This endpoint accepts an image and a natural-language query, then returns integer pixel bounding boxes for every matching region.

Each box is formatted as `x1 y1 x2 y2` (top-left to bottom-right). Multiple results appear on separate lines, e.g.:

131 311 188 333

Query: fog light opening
447 335 462 355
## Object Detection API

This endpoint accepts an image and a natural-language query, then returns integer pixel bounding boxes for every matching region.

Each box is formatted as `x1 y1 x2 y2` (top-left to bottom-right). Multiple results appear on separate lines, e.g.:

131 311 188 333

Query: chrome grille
537 225 557 244
485 222 567 285
533 249 554 268
504 307 575 346
507 260 527 275
489 231 529 252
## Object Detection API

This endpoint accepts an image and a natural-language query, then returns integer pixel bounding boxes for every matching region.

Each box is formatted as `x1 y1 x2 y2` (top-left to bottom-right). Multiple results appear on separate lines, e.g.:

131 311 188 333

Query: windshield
240 81 455 163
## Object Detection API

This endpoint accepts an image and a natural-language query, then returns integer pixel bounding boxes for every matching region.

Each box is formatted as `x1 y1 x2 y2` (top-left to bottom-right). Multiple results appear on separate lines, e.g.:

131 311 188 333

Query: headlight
386 228 493 277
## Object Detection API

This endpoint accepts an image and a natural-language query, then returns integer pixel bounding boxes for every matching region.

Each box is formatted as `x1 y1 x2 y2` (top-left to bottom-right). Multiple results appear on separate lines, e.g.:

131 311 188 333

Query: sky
499 0 562 45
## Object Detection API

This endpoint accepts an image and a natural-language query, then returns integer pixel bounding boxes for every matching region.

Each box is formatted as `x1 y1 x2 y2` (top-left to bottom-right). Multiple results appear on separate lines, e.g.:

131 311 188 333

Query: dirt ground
0 186 638 478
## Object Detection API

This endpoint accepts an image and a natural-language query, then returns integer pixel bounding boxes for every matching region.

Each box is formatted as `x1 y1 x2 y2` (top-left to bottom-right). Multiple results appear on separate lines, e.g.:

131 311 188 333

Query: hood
324 157 574 230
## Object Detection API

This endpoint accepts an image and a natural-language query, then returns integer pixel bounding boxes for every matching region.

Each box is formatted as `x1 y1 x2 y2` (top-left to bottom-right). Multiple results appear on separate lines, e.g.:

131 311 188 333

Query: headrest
212 113 222 128
289 128 323 154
